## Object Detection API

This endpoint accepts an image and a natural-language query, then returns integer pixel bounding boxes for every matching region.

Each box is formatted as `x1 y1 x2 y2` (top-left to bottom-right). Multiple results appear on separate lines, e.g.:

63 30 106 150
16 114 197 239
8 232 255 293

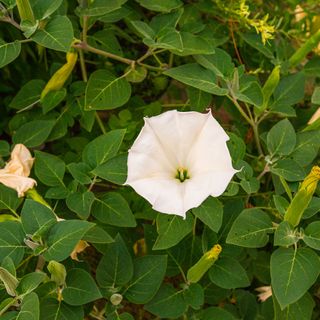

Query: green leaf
32 0 63 20
267 119 296 156
271 159 305 182
153 214 193 250
39 298 84 320
241 33 274 59
136 0 182 12
183 283 204 309
303 197 320 219
303 221 320 250
66 191 95 220
194 48 234 79
0 185 21 213
187 87 212 112
126 66 147 83
81 0 127 16
96 234 133 287
31 15 73 52
67 162 92 185
271 247 320 309
82 225 114 244
92 192 136 227
43 220 94 262
271 72 305 111
274 221 298 247
125 255 167 304
92 153 128 185
0 140 10 157
0 221 25 265
0 40 21 68
41 89 66 114
21 200 56 237
12 120 55 148
34 151 65 187
0 266 18 296
144 284 187 318
226 208 273 248
201 307 236 320
9 79 44 110
85 70 131 110
235 80 263 108
192 197 223 232
16 272 46 295
82 129 126 169
17 292 39 320
62 268 101 306
163 63 228 96
273 293 315 320
209 257 250 289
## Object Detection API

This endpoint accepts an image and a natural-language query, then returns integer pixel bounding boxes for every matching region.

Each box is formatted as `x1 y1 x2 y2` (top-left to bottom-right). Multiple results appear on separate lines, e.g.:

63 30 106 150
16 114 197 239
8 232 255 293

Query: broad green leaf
0 185 21 214
43 220 94 262
82 225 114 244
235 81 263 108
183 283 204 309
291 131 320 166
209 257 250 289
32 0 63 20
0 311 18 320
98 6 132 23
241 33 274 59
9 79 44 110
227 134 246 162
0 267 18 296
153 213 193 250
130 21 155 40
136 0 182 12
303 197 320 219
91 192 136 227
201 307 236 320
267 119 296 156
187 87 212 112
92 153 128 185
271 159 305 182
39 298 84 320
17 293 39 320
31 16 73 52
271 73 305 111
192 197 223 232
194 48 234 79
21 200 56 237
34 151 65 187
274 222 298 247
96 234 133 287
16 272 46 295
0 140 10 156
80 0 127 16
226 208 273 248
0 221 25 265
82 129 126 169
62 268 101 306
150 9 183 33
85 70 131 110
0 40 21 68
125 255 167 304
305 57 320 76
41 89 66 114
164 63 228 96
271 247 320 309
144 284 187 318
273 293 315 320
303 221 320 250
66 191 95 220
311 87 320 104
12 120 55 148
67 162 92 185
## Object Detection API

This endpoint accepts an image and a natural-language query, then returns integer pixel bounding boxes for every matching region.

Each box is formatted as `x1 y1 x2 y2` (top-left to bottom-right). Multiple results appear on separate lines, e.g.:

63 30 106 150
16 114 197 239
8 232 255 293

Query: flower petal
127 177 186 217
0 171 37 197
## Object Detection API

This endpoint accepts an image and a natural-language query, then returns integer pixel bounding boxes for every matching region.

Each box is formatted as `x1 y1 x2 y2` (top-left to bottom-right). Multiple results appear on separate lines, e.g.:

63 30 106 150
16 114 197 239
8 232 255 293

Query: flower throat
175 168 190 183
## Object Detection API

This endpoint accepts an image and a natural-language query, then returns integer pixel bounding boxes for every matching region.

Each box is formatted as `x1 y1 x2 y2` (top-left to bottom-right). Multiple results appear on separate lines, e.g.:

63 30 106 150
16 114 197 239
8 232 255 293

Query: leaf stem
94 112 106 134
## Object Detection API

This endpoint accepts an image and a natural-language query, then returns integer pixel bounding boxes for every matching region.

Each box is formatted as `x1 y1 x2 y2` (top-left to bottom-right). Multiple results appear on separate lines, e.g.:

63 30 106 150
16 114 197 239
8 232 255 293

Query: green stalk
16 0 35 24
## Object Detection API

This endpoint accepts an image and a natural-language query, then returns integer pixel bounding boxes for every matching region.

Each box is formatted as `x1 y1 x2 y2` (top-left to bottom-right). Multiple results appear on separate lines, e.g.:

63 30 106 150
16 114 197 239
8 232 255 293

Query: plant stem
94 112 106 134
227 95 253 126
252 123 264 156
73 42 134 65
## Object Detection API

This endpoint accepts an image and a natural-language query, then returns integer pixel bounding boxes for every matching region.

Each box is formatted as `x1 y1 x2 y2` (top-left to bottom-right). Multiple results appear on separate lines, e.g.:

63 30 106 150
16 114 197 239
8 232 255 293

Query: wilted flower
70 240 89 261
0 144 37 197
255 286 272 302
125 110 237 218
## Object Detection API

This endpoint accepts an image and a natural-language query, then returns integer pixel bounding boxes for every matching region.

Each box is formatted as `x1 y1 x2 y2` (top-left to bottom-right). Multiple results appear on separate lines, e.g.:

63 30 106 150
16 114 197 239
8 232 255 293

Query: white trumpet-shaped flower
125 110 237 218
0 144 37 197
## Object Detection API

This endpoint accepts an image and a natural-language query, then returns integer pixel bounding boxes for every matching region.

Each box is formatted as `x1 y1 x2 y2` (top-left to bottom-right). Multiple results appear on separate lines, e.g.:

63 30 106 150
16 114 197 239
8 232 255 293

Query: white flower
0 144 37 197
255 286 272 302
125 110 237 218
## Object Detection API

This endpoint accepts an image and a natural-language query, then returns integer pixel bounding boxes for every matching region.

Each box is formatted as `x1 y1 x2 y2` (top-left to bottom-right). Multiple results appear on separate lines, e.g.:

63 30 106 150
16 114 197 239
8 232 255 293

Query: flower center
175 168 190 183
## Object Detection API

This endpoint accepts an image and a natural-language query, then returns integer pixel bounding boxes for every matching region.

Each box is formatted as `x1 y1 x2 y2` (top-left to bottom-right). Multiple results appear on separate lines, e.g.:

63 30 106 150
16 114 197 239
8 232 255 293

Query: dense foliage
0 0 320 319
